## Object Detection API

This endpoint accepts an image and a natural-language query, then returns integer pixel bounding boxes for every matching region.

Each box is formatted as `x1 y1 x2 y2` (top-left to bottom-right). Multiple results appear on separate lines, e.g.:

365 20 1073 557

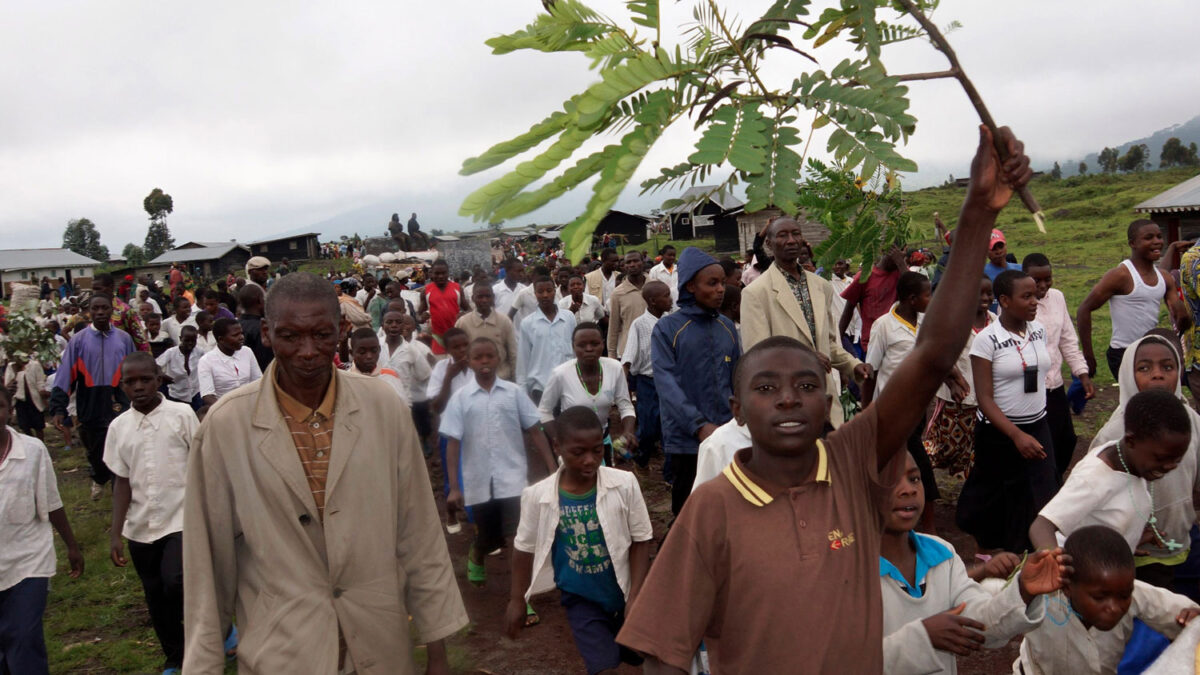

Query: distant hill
1068 114 1200 176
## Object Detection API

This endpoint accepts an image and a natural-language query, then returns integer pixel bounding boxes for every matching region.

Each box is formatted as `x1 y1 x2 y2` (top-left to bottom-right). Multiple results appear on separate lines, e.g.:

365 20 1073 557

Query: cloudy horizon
2 0 1197 254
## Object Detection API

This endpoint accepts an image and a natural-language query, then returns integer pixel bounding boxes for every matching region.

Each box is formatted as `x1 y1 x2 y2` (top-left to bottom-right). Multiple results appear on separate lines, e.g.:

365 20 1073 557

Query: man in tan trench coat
183 272 467 674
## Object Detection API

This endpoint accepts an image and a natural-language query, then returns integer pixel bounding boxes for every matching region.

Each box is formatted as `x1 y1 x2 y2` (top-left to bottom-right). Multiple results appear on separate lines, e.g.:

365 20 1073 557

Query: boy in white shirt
0 386 84 674
620 281 672 468
198 318 262 405
347 327 409 406
442 337 556 586
156 326 203 410
507 406 652 673
104 353 198 674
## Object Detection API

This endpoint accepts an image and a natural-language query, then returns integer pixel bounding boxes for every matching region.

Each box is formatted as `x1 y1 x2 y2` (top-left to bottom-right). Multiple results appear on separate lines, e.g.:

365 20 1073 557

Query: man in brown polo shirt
617 125 1037 674
606 251 648 358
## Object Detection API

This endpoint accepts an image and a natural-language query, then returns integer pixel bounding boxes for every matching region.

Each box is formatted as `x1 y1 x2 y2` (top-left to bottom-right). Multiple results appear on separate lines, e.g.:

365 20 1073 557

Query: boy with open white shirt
156 326 203 410
104 353 198 673
198 318 262 405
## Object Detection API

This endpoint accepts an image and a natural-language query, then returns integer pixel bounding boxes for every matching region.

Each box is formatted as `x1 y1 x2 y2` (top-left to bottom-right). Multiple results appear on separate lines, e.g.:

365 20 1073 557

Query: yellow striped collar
723 441 830 507
890 305 918 335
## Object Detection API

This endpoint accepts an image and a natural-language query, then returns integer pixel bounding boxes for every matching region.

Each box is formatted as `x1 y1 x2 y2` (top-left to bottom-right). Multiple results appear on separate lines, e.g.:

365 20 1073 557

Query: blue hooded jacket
651 247 741 455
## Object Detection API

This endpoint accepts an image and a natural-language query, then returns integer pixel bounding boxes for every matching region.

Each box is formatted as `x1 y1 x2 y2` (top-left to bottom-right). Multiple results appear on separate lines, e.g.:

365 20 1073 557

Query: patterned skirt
923 398 978 478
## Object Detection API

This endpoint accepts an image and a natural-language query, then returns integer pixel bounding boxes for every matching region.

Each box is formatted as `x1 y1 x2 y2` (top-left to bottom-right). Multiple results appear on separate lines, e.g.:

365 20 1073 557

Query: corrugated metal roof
147 243 249 265
0 248 103 271
664 186 745 214
1135 173 1200 213
248 232 320 245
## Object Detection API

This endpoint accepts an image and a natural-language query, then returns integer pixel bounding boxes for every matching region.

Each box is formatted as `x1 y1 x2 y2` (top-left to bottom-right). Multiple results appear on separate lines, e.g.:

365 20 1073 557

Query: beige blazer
585 267 610 300
742 263 863 426
183 365 467 674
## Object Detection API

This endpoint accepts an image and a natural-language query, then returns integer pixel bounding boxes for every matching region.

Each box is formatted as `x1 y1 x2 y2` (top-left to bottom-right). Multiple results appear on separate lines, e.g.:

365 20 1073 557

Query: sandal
467 552 487 587
524 603 540 627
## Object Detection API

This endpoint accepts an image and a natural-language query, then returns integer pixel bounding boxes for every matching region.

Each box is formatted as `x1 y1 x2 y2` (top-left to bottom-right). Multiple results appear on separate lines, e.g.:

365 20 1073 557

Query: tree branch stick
894 0 1045 230
893 69 959 82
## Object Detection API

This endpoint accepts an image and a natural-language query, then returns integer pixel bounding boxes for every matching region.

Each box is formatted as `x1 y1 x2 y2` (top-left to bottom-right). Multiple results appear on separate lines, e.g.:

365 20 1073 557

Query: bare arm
838 293 856 339
1029 516 1059 552
505 549 536 638
627 540 652 607
48 507 84 577
525 423 557 477
445 437 464 511
110 476 132 567
871 126 1032 469
1076 267 1126 376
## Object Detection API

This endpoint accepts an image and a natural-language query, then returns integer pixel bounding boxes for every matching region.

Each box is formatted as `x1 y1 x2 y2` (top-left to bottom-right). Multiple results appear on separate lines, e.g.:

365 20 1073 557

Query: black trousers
128 532 184 669
669 454 699 517
906 414 939 503
1045 385 1077 482
78 426 112 485
1106 346 1126 382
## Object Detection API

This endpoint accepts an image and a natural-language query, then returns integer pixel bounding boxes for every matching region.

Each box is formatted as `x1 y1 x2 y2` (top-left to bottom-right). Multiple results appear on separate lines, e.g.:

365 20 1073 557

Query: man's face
987 242 1007 266
90 297 113 330
662 248 677 268
174 298 191 319
768 220 805 264
263 299 340 389
623 253 643 276
203 297 220 315
249 266 270 284
731 347 829 457
196 314 213 332
601 252 618 273
535 281 557 310
1131 224 1164 261
139 290 150 302
687 264 726 310
364 276 376 290
351 337 381 373
218 324 245 352
833 260 849 278
1027 264 1053 300
180 331 197 352
431 265 449 286
568 277 585 298
556 268 570 288
473 287 494 314
383 312 405 338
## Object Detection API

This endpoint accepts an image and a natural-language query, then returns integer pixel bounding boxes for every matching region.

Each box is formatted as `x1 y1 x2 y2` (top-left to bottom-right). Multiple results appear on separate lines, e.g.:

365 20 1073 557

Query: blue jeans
0 577 49 675
633 375 660 467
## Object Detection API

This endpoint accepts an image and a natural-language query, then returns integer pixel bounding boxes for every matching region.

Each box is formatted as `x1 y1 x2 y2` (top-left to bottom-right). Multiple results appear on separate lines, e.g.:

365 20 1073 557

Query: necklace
1046 594 1083 627
1115 441 1183 552
576 361 603 397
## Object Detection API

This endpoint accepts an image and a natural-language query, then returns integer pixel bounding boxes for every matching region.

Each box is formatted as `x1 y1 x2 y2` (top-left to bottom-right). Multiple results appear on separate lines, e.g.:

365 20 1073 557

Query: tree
1098 147 1119 173
62 218 110 262
121 243 147 267
1078 161 1088 176
143 188 175 259
1050 161 1062 180
459 0 1042 267
1160 137 1200 168
1118 144 1149 173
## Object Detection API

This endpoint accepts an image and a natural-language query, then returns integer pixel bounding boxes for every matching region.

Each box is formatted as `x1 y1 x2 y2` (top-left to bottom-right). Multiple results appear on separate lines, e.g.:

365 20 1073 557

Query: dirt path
436 387 1118 674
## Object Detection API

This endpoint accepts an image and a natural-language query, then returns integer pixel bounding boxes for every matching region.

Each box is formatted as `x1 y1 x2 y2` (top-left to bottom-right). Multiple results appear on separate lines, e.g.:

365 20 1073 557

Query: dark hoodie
651 247 742 455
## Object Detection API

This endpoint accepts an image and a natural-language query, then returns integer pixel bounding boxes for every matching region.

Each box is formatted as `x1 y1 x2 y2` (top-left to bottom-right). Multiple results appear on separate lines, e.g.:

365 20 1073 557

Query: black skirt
15 399 45 431
956 417 1057 553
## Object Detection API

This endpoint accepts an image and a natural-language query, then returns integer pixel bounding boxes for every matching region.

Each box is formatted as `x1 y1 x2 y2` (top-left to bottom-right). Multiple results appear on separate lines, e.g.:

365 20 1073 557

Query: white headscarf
1089 334 1200 559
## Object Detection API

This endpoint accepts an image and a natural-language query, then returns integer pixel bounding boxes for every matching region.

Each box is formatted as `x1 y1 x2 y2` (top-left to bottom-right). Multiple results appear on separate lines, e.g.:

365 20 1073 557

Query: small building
143 242 252 281
247 232 321 262
595 210 652 246
1135 173 1200 243
666 186 745 240
725 207 831 257
0 248 102 299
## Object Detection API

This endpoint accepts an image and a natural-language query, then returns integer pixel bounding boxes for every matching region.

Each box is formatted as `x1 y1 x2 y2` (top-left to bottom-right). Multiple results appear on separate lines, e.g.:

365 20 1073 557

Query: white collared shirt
196 331 217 354
514 466 653 603
102 399 198 544
425 357 473 403
156 346 202 402
161 314 197 346
558 293 605 325
439 377 541 506
620 310 661 377
692 419 754 491
865 303 922 395
349 364 410 406
0 430 63 591
511 285 565 333
198 346 262 399
517 308 577 395
381 338 432 404
648 261 679 305
537 357 634 425
492 280 526 316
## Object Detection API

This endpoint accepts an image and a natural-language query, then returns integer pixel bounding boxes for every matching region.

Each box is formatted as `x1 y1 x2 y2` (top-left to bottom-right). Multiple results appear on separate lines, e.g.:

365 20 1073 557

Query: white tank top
1109 259 1165 349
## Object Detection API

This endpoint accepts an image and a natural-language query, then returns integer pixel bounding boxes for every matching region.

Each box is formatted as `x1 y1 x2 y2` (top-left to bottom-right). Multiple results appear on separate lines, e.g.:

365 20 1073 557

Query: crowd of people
5 126 1200 675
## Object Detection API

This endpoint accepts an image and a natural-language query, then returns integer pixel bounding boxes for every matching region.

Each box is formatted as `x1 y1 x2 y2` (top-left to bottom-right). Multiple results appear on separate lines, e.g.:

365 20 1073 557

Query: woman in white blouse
537 323 637 462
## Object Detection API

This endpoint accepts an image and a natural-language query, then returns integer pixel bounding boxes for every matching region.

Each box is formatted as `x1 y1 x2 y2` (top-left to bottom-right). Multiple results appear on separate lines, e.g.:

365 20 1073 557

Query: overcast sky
2 1 1197 253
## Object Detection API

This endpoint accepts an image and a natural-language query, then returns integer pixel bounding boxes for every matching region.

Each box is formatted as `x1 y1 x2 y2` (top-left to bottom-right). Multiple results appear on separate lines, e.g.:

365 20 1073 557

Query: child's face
1066 567 1134 631
146 317 161 335
383 312 405 339
557 427 604 481
469 341 499 378
1124 429 1189 481
910 281 932 314
568 277 585 298
882 453 924 534
687 265 726 311
351 337 381 373
120 360 161 411
647 288 672 314
197 315 213 332
1027 264 1053 300
473 288 494 314
534 281 556 310
1133 341 1178 393
572 328 604 365
174 299 191 319
139 302 154 320
978 279 994 313
447 335 470 363
399 316 416 341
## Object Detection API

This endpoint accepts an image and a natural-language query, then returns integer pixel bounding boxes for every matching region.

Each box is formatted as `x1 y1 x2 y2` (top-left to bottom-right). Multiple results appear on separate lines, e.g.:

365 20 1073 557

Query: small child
442 338 557 586
620 280 672 468
0 385 84 673
3 357 48 442
508 406 652 674
881 451 1064 675
865 271 939 532
348 327 409 405
428 328 474 534
156 325 203 410
194 311 215 353
104 352 198 674
144 313 175 359
1015 525 1200 674
1030 388 1191 554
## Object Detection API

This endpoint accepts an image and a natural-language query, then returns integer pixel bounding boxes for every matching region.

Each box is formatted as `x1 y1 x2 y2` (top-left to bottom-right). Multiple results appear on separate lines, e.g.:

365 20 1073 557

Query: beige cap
246 256 271 271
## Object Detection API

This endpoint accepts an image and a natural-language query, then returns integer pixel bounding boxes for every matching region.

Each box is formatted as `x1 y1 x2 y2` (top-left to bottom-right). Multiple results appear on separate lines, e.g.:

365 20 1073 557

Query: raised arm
872 126 1032 469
